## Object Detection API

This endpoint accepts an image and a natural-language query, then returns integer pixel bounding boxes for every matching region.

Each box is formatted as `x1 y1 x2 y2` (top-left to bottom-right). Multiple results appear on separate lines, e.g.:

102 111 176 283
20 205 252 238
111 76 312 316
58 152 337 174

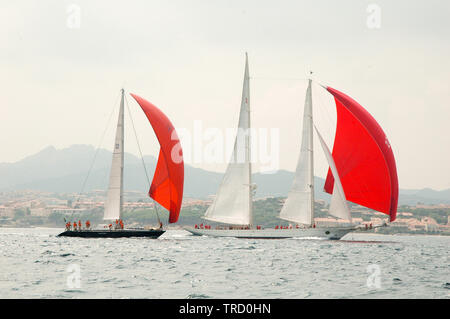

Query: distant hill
1 145 449 205
398 188 450 205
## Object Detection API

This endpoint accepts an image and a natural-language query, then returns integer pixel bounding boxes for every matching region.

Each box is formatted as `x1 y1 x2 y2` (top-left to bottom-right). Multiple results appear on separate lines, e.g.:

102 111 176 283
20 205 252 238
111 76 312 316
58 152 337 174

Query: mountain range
1 145 449 205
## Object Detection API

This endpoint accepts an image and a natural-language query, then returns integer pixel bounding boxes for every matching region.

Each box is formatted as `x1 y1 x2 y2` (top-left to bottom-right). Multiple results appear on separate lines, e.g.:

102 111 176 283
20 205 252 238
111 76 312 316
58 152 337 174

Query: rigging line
250 76 309 81
68 90 121 222
124 94 162 227
313 81 336 142
314 84 340 168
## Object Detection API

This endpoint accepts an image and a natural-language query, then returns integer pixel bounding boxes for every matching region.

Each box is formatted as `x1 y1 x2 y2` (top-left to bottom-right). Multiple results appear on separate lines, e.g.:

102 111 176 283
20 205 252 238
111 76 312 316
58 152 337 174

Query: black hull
57 229 165 238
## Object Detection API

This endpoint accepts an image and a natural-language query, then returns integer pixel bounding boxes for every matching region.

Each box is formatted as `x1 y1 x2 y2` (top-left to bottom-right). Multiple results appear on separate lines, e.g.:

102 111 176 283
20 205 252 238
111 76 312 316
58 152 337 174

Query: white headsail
104 89 125 220
204 54 252 225
314 126 351 221
279 79 314 225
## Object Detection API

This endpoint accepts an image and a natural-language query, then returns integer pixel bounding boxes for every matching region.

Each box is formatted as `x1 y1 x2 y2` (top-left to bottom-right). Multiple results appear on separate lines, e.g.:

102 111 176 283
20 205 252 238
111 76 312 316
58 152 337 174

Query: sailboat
58 89 184 238
185 54 398 239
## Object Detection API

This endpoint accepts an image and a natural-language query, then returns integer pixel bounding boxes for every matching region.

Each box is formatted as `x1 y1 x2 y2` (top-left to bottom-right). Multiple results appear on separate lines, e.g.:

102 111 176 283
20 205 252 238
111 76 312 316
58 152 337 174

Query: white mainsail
314 126 351 221
104 89 125 220
204 54 252 226
279 79 314 225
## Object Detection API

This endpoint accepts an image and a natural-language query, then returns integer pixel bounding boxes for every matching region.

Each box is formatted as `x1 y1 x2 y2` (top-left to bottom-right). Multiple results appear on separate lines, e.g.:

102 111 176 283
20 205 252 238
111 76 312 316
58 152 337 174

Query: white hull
184 226 356 240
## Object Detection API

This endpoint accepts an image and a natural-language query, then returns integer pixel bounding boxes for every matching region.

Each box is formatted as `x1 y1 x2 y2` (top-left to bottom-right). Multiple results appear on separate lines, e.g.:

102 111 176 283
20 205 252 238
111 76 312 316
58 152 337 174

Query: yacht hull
57 229 165 238
184 226 355 240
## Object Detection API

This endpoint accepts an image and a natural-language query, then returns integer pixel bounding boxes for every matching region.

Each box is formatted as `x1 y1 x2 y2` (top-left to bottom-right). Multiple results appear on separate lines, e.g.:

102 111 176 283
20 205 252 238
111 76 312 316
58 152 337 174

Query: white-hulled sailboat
185 54 398 239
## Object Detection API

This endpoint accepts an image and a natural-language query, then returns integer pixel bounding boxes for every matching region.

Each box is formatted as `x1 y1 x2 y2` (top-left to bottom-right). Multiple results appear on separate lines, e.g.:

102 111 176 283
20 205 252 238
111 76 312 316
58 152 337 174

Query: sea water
0 227 448 298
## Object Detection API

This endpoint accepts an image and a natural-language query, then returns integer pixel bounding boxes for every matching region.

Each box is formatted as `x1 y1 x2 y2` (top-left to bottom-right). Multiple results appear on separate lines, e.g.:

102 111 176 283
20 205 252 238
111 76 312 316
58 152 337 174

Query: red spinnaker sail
324 87 398 221
130 94 184 223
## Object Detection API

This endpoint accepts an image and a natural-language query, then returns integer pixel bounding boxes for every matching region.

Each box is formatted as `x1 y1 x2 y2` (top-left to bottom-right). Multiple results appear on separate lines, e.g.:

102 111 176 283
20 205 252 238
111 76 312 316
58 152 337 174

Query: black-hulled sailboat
58 89 184 238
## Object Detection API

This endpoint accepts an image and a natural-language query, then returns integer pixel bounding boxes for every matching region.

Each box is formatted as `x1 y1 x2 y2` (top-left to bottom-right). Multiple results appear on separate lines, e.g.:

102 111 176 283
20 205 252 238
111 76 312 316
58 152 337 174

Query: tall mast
308 79 314 225
103 88 125 220
119 88 124 217
245 53 253 227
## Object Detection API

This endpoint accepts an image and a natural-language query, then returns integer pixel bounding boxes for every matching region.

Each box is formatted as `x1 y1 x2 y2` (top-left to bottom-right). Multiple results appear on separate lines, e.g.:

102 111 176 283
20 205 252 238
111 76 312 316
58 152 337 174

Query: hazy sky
1 0 449 190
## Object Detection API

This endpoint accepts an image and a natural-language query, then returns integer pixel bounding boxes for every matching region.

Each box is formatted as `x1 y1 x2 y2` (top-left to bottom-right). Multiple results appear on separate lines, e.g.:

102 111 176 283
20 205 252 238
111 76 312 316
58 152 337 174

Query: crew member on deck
86 220 90 230
78 220 82 230
73 222 77 231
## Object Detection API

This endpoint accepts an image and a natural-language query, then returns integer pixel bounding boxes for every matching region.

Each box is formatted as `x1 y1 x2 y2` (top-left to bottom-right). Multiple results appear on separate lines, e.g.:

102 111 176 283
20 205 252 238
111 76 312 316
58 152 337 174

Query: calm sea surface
0 227 448 299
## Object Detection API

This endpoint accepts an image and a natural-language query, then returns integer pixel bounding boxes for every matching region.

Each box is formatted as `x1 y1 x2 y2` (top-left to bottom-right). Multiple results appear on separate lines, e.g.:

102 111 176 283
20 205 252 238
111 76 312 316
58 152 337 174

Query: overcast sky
1 0 449 190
